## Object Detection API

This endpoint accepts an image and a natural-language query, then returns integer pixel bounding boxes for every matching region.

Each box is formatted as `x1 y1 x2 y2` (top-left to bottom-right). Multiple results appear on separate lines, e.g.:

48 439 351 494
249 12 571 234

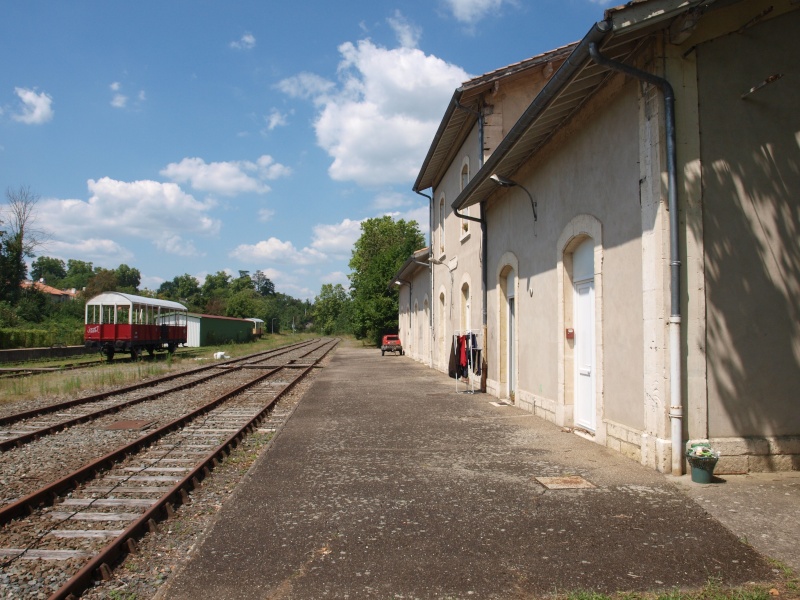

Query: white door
573 239 596 431
507 268 516 398
509 296 515 398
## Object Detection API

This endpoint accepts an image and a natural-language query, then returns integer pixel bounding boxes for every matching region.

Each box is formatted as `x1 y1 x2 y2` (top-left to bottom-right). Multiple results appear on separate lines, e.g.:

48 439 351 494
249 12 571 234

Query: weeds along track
0 349 196 381
0 337 338 600
0 338 322 452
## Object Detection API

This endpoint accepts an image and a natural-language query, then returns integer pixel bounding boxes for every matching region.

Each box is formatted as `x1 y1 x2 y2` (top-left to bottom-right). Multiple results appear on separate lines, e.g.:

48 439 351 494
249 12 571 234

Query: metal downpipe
414 189 435 367
454 99 489 391
588 42 683 474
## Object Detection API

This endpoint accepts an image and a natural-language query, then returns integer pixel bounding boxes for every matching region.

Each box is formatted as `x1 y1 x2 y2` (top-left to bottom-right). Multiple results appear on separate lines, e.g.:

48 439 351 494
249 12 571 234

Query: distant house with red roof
21 280 78 303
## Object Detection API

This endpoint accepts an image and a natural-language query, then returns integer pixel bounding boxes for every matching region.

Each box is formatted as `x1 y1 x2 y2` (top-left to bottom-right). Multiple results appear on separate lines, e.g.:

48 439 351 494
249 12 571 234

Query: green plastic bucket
688 458 717 484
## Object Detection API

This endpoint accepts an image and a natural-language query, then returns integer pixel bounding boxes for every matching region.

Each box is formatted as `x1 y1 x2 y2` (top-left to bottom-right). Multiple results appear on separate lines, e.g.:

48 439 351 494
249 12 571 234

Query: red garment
458 335 468 367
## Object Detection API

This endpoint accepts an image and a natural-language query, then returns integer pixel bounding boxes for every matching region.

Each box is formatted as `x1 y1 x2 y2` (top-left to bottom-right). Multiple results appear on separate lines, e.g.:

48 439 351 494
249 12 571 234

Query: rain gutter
587 42 683 474
452 100 488 340
415 189 435 338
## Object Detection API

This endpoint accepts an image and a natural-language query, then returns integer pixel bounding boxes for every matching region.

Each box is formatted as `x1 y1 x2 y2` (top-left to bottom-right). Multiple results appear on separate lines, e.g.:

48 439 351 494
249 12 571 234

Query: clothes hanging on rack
471 348 482 376
458 335 468 378
448 338 458 378
451 331 482 385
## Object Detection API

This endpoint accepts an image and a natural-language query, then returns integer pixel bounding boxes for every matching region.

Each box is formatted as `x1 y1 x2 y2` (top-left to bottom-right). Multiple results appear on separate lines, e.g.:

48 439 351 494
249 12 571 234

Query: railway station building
401 0 800 474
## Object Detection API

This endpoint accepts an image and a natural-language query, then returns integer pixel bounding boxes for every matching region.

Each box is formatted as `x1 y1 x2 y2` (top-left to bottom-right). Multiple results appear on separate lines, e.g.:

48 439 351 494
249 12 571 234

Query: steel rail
0 365 245 451
0 338 336 525
0 338 320 426
0 339 326 451
0 366 282 525
48 337 339 600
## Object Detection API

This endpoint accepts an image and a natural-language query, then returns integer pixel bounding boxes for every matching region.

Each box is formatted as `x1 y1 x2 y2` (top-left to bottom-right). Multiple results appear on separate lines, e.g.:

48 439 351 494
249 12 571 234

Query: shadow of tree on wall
690 12 800 455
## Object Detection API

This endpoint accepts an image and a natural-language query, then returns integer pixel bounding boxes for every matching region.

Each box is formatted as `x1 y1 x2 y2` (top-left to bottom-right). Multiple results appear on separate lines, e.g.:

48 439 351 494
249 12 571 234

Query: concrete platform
159 344 792 599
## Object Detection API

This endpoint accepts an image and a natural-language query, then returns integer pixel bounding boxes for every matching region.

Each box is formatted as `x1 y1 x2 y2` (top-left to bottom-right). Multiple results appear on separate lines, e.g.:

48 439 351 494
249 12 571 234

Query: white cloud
37 178 220 257
444 0 505 24
258 208 275 222
310 218 362 256
111 93 128 108
382 205 431 241
276 73 335 102
277 282 316 300
265 108 289 131
160 155 291 196
320 270 349 287
230 32 256 50
279 40 469 187
13 87 54 124
372 191 416 211
154 235 203 257
43 238 134 265
387 11 421 49
229 237 326 266
109 82 145 109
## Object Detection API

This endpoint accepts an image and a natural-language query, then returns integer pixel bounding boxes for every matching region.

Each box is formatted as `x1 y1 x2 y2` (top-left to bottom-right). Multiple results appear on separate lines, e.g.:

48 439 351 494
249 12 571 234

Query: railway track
0 350 185 381
0 338 320 451
0 337 338 599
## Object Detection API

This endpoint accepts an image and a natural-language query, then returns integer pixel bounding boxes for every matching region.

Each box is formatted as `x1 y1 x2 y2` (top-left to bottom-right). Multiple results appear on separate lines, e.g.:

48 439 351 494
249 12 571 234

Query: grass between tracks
0 332 319 408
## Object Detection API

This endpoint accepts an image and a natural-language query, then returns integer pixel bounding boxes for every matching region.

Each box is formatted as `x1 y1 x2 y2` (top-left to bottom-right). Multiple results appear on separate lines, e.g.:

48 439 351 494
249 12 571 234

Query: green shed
186 313 254 347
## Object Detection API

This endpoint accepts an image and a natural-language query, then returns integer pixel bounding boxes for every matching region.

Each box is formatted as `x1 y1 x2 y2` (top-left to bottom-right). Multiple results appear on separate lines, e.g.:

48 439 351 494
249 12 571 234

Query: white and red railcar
84 292 188 361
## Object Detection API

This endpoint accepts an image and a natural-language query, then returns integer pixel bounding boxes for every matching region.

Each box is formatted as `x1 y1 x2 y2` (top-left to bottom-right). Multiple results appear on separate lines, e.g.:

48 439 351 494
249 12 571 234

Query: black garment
448 336 458 378
472 348 482 376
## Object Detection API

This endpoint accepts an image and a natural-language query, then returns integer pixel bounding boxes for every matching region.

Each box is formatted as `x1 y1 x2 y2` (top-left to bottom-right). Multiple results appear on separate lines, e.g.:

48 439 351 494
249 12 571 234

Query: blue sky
1 0 608 300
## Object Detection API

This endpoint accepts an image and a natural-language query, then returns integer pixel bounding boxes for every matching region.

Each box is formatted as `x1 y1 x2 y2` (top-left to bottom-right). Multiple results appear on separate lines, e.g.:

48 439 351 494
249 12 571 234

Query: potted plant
686 442 720 484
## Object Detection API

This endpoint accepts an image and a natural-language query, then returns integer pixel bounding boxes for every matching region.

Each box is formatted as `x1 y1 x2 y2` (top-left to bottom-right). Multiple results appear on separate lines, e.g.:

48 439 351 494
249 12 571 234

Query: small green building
186 313 254 347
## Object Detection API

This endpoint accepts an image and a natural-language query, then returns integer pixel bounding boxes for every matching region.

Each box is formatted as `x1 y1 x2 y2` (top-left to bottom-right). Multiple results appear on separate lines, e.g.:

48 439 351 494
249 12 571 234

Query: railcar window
103 306 115 324
118 306 130 324
87 305 100 324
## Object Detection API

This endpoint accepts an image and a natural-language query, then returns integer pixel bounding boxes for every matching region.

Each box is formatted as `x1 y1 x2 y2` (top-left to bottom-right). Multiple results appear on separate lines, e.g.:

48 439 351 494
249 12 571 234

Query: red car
381 334 403 356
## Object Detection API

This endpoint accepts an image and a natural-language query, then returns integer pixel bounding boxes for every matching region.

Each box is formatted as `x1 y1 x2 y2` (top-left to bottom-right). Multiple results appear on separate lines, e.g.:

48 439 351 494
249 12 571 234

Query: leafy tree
226 289 261 319
1 186 46 303
61 259 94 291
202 271 231 298
252 270 275 296
14 285 48 322
348 216 424 344
83 268 118 299
231 271 255 294
201 271 232 315
115 264 141 292
313 283 351 335
204 297 226 316
158 273 201 307
31 256 67 286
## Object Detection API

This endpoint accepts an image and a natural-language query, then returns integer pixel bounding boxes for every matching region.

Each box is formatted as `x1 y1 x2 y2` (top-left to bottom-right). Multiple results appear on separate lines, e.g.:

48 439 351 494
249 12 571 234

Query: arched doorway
499 265 516 401
439 291 446 367
572 238 596 431
423 298 430 363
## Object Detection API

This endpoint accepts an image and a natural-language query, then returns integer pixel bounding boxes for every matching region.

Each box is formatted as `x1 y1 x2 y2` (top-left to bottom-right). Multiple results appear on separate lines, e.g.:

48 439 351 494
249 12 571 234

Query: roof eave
452 0 714 211
451 20 612 211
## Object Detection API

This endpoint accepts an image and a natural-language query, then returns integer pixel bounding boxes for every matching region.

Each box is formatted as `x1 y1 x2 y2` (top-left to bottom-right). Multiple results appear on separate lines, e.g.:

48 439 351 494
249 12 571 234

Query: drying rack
452 330 482 393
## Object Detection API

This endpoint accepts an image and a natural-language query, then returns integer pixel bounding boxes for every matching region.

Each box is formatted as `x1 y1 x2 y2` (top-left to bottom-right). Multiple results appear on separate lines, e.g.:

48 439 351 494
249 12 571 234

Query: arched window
461 283 471 331
460 160 470 236
438 195 446 256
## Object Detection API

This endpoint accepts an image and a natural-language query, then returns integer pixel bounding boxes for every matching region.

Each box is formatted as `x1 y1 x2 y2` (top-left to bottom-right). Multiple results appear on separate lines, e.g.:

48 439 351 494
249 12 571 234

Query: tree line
1 186 425 348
